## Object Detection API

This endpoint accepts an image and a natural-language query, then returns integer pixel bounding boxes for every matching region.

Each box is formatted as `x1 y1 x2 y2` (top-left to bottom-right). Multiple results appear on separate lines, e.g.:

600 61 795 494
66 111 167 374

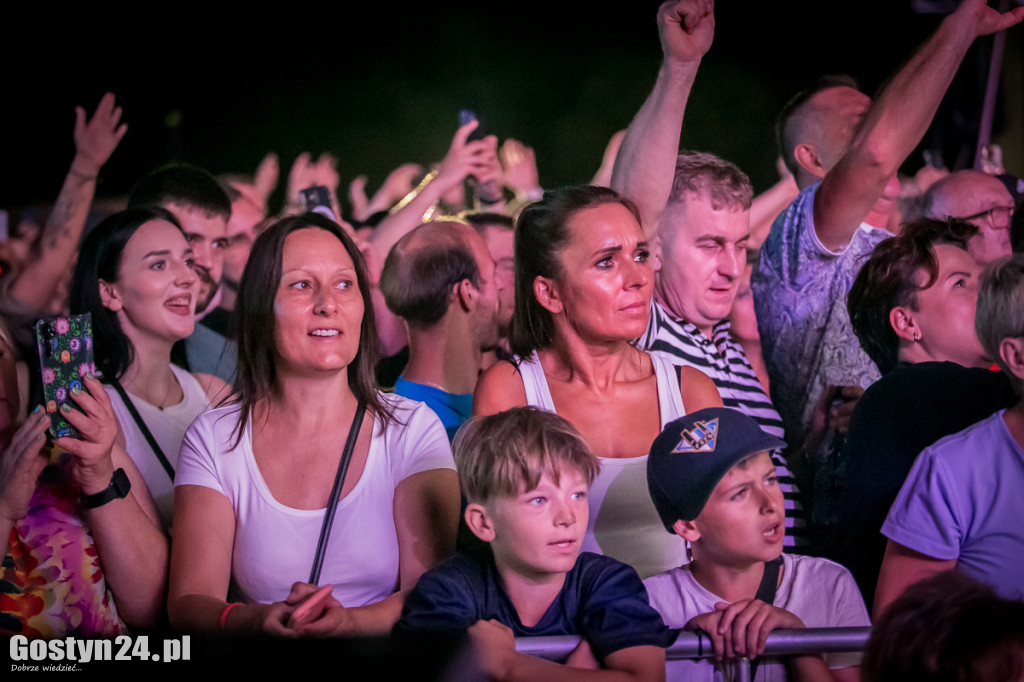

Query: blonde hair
453 407 599 503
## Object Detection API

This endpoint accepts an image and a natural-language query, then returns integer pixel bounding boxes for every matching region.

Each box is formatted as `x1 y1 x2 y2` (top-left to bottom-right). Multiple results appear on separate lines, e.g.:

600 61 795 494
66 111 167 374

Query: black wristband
81 468 131 509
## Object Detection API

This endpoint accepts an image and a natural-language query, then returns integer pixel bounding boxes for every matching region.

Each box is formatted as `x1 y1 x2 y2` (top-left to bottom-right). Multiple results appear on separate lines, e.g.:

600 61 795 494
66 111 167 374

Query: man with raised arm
610 2 809 549
752 0 1024 461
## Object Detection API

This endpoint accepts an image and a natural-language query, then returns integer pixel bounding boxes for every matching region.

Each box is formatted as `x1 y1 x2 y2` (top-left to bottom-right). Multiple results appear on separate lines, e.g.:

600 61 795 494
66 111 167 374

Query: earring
913 332 921 343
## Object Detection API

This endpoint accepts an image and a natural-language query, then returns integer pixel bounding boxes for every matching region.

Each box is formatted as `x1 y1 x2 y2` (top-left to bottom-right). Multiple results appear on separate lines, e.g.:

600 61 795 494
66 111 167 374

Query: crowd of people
3 0 1024 679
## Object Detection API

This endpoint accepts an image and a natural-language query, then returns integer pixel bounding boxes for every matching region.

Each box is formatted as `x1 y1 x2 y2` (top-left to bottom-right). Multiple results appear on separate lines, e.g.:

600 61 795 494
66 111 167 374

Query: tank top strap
514 351 557 412
649 351 687 427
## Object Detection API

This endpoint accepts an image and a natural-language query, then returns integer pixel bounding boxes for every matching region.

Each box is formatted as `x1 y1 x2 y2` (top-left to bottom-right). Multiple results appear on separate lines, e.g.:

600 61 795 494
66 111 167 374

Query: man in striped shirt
636 153 808 550
606 3 807 548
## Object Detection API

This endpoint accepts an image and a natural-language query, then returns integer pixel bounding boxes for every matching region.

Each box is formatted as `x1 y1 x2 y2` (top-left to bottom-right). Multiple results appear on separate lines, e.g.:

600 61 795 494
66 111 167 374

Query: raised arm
10 93 126 310
814 0 1024 250
610 0 714 237
367 121 497 261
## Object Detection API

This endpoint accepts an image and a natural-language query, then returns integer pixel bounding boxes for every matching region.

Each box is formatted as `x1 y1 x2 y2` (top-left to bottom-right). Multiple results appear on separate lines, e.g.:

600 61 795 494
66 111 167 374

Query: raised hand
349 175 372 221
0 408 51 525
953 0 1024 37
500 139 541 199
72 92 128 178
376 163 425 205
253 153 280 206
436 120 499 193
658 0 715 66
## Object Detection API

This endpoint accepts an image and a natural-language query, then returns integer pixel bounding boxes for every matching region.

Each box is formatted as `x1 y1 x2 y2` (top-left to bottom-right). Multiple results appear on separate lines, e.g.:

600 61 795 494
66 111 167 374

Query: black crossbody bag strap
309 403 366 585
110 379 175 481
749 556 784 678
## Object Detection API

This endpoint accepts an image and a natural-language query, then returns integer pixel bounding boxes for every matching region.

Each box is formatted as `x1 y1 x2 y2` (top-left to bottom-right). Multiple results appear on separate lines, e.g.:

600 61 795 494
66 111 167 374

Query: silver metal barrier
516 626 872 678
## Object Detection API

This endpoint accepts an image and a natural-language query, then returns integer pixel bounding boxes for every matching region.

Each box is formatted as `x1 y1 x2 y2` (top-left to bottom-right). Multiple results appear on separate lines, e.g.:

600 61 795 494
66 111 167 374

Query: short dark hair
69 207 184 382
510 185 641 359
379 220 481 328
776 74 860 178
128 163 232 220
464 212 514 234
231 213 392 443
848 217 977 375
863 571 1024 682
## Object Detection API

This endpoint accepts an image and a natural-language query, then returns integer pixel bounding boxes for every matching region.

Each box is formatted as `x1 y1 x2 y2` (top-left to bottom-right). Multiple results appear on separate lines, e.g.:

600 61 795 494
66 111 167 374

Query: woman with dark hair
69 207 228 528
167 213 458 636
474 186 721 579
827 217 1017 609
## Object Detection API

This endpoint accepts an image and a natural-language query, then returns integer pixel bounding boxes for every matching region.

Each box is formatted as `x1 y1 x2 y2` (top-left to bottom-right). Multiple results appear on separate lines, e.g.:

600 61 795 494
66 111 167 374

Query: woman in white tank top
474 186 722 578
70 207 229 529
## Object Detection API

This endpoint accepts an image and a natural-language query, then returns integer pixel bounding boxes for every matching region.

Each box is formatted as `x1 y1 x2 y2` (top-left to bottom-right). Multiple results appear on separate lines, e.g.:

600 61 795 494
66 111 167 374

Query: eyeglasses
957 205 1016 230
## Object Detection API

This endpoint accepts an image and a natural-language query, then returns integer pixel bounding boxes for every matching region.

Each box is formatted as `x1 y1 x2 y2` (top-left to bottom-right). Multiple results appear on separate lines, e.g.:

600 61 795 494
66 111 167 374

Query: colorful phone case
35 313 95 439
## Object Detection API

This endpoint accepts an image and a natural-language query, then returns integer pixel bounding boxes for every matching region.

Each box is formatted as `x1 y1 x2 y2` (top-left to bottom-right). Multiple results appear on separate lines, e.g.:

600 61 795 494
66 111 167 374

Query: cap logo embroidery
672 418 718 453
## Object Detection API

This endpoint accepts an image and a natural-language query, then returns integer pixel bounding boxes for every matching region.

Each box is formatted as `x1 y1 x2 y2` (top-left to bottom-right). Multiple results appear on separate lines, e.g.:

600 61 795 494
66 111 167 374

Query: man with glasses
922 169 1016 265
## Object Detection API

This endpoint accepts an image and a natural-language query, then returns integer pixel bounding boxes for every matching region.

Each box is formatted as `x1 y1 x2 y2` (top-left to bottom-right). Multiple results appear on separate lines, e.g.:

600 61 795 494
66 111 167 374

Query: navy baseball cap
647 407 786 530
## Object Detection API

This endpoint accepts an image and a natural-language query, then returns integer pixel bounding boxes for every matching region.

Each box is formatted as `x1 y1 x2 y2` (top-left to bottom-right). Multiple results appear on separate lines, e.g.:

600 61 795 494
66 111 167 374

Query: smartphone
458 110 502 204
287 584 334 629
299 185 336 220
35 313 95 439
458 109 488 143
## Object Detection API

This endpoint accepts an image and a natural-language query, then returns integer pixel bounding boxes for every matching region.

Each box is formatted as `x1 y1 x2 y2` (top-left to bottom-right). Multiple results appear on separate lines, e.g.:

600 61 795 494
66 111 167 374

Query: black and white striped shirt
640 300 809 549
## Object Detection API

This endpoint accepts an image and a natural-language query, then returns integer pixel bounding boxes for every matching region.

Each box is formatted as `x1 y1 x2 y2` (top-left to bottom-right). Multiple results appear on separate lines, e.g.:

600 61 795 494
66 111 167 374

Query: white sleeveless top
106 364 212 529
516 351 687 579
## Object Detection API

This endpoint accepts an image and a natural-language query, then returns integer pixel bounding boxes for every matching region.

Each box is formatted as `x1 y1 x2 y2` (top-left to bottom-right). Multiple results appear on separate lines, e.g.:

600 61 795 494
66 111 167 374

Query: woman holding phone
168 213 458 636
0 317 167 636
69 207 229 528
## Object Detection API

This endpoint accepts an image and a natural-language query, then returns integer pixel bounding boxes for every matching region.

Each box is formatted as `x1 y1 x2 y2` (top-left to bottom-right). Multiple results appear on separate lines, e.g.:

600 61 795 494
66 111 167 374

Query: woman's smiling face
104 219 197 346
272 228 364 377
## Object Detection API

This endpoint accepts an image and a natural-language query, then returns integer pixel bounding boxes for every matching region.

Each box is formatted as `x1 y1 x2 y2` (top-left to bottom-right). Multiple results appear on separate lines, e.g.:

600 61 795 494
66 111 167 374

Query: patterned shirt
640 300 808 549
751 183 888 454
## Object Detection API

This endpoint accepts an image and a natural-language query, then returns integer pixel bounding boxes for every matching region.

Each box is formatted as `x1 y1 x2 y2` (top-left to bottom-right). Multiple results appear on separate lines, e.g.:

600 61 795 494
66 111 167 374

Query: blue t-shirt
394 550 672 660
393 376 472 442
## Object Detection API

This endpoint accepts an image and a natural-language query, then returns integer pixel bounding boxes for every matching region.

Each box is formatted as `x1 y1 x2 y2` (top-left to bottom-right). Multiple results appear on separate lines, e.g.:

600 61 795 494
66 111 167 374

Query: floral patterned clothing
0 454 125 638
751 183 888 454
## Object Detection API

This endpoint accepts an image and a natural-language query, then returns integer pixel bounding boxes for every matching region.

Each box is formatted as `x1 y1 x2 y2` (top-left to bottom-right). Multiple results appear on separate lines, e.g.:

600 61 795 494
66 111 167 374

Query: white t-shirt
516 351 687 579
644 553 869 681
175 394 454 607
106 364 211 528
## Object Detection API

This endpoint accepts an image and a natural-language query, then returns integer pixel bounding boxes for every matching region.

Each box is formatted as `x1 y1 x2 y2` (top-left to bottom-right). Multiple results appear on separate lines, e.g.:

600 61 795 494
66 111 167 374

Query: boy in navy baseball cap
644 407 869 681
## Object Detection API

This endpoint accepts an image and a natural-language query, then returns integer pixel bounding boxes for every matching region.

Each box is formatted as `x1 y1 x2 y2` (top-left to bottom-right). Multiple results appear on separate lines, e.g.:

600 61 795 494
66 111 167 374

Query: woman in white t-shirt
69 207 229 529
168 213 459 637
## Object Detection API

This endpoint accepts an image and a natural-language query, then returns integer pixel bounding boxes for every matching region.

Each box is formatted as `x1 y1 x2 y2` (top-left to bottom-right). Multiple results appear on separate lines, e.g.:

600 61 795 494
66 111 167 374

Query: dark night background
4 2 1021 214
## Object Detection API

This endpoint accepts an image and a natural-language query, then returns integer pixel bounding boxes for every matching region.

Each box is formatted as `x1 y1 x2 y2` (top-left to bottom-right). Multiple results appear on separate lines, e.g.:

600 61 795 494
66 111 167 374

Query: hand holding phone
287 584 335 629
35 313 95 440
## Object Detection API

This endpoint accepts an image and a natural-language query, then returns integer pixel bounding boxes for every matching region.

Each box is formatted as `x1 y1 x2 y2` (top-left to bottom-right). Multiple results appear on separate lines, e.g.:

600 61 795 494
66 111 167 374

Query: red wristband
220 602 242 631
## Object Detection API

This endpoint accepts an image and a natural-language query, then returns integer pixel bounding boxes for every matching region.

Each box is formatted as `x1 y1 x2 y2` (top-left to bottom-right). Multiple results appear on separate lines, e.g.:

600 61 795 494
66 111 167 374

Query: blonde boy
644 408 868 682
395 406 670 681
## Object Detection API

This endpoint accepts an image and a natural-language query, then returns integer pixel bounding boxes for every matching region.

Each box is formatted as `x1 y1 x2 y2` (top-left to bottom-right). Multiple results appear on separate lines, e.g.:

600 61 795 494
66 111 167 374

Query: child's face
485 469 589 583
691 452 785 566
